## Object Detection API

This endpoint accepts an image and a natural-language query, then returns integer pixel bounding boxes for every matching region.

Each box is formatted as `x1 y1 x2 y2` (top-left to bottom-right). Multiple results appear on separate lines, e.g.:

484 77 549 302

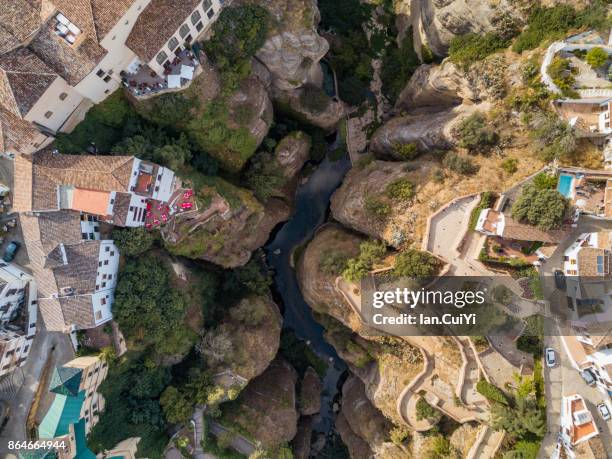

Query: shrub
416 397 442 422
476 379 509 405
586 47 608 68
443 153 479 175
511 183 568 229
455 112 498 153
393 142 419 160
244 152 285 202
385 178 415 201
342 240 387 282
530 113 576 161
389 425 410 445
533 172 557 190
448 32 509 68
364 195 392 219
512 6 578 53
468 191 495 230
393 250 440 277
421 44 434 64
319 251 350 275
299 84 332 114
501 158 517 173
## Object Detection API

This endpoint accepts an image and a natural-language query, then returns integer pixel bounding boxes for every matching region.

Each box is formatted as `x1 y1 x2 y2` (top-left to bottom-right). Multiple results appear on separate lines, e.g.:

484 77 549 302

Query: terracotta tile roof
90 0 137 40
111 192 132 226
29 20 106 86
12 153 34 212
20 211 100 331
0 0 44 43
0 107 45 154
59 295 95 328
502 215 568 243
0 48 57 117
126 0 201 62
30 152 135 211
577 247 609 277
0 28 20 55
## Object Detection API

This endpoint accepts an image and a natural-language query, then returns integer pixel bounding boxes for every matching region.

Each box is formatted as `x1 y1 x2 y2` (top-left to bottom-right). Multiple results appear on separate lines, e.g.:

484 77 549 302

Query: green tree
586 47 608 68
111 227 155 257
501 158 517 174
428 435 453 458
476 380 509 405
455 112 498 153
245 152 286 202
113 256 188 349
448 33 509 68
393 250 440 277
342 240 387 282
203 5 270 71
511 183 568 229
160 386 192 424
490 396 546 438
319 251 350 275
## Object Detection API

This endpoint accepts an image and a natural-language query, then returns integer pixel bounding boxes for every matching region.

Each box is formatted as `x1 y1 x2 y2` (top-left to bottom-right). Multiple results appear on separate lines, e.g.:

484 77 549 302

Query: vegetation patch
511 183 568 230
454 112 499 153
449 33 509 69
469 191 496 230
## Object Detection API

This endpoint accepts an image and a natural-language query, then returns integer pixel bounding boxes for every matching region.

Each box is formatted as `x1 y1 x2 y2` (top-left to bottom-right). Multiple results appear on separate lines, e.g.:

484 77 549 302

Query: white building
559 394 606 459
0 0 223 156
0 262 37 377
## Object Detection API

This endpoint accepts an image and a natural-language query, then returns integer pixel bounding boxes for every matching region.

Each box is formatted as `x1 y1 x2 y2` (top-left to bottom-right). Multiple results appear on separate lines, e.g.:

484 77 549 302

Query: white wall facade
0 330 30 377
24 77 84 133
148 0 222 75
74 0 152 103
0 263 31 323
92 241 120 326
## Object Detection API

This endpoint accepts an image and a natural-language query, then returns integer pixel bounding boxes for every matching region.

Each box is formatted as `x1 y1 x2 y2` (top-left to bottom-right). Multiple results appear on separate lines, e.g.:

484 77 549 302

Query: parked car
545 348 556 367
2 241 20 262
554 270 566 290
581 369 596 386
597 403 611 421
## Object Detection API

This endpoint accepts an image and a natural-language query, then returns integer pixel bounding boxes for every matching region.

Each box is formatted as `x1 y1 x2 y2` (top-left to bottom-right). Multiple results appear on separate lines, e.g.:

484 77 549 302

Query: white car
545 348 556 367
597 403 611 421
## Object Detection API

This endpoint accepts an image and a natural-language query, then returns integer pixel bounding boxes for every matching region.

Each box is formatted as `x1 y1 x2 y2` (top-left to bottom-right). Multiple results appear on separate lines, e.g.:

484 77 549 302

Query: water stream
265 148 351 447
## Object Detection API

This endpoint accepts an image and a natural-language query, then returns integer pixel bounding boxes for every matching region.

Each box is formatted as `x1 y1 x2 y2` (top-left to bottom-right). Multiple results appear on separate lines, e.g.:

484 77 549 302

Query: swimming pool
557 174 574 198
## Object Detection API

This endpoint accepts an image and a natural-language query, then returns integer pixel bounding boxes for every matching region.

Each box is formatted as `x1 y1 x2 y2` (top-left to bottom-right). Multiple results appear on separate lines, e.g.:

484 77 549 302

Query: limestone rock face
396 61 479 110
408 0 525 56
298 366 322 415
276 131 311 179
273 85 346 131
221 359 299 449
254 0 329 90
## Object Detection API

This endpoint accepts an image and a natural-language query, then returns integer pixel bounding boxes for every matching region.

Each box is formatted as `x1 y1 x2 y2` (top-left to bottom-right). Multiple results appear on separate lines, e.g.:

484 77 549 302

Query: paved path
208 421 256 457
0 319 74 456
467 427 505 459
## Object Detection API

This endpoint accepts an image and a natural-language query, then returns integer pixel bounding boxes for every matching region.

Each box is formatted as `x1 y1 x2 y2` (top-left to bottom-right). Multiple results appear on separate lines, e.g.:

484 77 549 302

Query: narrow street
0 319 74 456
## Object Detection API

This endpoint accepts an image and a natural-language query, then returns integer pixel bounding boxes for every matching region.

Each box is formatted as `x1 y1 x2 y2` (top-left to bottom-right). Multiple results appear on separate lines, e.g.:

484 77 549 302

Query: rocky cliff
298 366 322 416
220 358 299 450
204 294 283 381
164 178 290 267
249 0 329 90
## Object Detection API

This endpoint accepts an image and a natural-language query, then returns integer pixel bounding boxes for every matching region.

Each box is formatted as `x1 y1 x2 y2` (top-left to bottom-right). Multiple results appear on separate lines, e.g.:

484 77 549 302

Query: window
103 75 111 83
179 23 190 38
110 251 115 256
103 260 108 266
196 21 203 32
89 233 94 240
95 310 102 320
23 346 29 353
207 8 214 19
44 111 53 119
191 10 201 24
96 69 105 77
110 198 115 204
168 36 179 51
101 298 106 305
98 261 102 267
59 92 68 100
101 282 106 288
104 89 110 94
105 246 110 252
203 0 212 9
156 50 168 65
129 206 134 211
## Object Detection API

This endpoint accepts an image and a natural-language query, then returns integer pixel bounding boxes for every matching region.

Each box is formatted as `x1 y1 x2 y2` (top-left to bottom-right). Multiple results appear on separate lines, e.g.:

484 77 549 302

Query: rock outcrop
251 0 329 90
330 160 425 246
164 178 290 267
271 130 311 202
337 375 407 459
222 359 299 450
298 366 322 415
203 294 282 381
274 85 346 131
408 0 525 57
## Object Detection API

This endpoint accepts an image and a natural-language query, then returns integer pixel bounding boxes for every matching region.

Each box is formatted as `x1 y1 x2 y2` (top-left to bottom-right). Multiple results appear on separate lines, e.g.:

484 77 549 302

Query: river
265 144 351 451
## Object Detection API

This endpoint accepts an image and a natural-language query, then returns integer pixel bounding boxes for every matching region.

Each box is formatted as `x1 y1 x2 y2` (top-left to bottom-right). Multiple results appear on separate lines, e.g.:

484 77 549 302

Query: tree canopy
393 250 440 277
455 112 498 153
586 47 608 68
111 227 155 257
511 183 568 230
